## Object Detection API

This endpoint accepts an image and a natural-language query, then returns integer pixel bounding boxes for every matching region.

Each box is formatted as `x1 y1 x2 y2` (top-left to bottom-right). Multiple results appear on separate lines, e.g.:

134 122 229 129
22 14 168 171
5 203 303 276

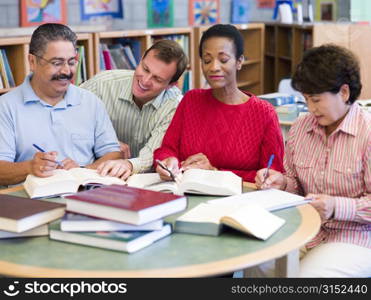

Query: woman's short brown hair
292 44 362 104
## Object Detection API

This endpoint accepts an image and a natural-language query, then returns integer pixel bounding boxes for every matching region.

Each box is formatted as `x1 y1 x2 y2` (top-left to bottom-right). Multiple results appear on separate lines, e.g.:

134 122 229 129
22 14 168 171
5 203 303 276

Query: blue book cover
1 49 15 87
117 38 142 65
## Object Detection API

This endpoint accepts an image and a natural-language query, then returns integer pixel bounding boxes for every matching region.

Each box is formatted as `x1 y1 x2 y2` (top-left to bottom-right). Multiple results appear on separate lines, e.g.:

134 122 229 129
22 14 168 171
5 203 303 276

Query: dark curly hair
291 44 362 104
199 24 244 59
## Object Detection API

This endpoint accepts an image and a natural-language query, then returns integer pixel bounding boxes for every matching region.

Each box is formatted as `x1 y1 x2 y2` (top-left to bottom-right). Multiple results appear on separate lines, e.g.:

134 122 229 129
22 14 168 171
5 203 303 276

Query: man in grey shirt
80 40 188 179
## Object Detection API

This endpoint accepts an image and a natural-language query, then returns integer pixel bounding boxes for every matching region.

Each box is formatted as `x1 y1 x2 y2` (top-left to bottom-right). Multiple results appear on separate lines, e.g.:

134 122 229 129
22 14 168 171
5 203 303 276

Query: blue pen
263 154 275 184
32 144 63 166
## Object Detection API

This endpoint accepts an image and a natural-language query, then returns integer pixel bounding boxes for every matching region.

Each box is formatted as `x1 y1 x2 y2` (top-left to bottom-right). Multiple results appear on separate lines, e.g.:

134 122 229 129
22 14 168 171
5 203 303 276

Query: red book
65 185 187 225
102 49 113 70
0 194 65 233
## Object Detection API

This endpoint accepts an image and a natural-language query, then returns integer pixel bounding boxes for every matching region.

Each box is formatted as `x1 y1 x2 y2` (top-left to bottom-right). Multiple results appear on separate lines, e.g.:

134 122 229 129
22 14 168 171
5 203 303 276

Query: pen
156 159 176 181
262 154 275 184
32 144 63 166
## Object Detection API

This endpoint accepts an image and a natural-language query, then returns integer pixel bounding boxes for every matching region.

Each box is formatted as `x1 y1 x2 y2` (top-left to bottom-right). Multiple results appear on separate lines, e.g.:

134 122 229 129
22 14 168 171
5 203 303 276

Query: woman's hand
255 168 286 190
306 193 335 222
155 157 180 181
181 153 216 171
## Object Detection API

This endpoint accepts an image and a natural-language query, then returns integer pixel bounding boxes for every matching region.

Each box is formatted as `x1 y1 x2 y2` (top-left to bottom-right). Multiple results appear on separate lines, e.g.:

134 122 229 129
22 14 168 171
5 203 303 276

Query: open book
126 169 242 196
24 168 125 199
175 202 285 240
207 188 311 211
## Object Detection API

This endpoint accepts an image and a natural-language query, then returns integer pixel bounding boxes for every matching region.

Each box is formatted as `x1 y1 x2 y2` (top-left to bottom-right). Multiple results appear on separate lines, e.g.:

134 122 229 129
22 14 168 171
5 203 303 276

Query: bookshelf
92 27 195 90
264 22 371 99
193 23 265 95
0 33 94 95
0 36 30 94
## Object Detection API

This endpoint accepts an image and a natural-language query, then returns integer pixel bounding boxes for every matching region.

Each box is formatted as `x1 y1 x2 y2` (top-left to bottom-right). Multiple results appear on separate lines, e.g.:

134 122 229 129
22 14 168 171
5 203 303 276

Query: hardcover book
60 213 164 232
0 194 65 233
24 167 125 199
49 222 172 253
0 224 48 239
65 185 187 225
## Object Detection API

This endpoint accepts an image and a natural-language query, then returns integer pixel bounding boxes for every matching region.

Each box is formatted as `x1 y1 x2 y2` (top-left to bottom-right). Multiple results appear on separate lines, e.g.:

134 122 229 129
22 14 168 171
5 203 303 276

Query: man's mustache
51 73 73 80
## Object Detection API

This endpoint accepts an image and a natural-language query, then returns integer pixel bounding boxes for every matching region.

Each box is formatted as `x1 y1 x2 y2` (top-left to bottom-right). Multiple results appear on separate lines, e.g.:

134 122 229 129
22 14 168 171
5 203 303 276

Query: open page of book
126 173 180 194
179 169 242 196
68 168 125 186
127 173 162 188
221 204 286 240
207 188 309 211
176 202 242 224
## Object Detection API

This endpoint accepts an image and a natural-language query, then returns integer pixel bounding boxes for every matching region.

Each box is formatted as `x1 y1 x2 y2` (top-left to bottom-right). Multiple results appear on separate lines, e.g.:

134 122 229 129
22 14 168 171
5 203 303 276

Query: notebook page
207 188 309 211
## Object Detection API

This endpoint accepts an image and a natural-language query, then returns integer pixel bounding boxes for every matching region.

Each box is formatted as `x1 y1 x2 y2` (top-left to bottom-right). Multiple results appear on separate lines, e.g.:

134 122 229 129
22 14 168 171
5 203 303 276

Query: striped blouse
284 104 371 249
80 70 182 173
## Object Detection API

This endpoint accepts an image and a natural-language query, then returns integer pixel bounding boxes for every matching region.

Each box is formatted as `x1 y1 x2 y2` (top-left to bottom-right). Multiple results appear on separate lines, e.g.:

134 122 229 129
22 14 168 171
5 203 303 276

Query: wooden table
0 184 320 278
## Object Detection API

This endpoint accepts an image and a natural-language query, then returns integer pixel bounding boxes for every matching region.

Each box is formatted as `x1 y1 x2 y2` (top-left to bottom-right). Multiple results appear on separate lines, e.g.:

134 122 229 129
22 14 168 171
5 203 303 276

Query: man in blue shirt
0 23 121 185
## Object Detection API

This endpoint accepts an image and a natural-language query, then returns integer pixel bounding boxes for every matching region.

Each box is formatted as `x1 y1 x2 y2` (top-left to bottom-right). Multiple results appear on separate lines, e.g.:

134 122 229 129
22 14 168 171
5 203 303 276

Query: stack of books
0 194 65 239
49 185 187 253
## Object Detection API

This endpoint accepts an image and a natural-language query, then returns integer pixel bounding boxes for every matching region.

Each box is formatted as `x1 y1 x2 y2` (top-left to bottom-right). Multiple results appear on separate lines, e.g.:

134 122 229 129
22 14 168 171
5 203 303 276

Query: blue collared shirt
0 75 120 166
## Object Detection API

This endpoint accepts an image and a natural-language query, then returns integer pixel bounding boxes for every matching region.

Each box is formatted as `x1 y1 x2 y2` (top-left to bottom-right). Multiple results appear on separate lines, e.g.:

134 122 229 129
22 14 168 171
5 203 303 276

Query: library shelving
193 23 265 95
263 22 371 99
92 27 195 90
0 33 94 95
0 36 30 94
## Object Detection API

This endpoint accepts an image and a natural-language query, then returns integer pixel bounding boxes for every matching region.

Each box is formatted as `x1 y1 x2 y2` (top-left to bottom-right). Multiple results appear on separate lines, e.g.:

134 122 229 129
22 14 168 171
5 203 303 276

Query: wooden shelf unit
264 22 371 99
0 33 94 95
0 36 30 94
193 23 265 95
92 27 195 88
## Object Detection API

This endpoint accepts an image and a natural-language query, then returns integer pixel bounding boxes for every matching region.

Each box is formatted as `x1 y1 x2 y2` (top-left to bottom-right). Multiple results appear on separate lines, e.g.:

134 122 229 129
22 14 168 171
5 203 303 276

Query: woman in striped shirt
255 44 371 277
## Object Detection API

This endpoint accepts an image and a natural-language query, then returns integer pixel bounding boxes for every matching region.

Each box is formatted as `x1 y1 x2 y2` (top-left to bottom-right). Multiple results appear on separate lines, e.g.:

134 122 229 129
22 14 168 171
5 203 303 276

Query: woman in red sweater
154 24 284 183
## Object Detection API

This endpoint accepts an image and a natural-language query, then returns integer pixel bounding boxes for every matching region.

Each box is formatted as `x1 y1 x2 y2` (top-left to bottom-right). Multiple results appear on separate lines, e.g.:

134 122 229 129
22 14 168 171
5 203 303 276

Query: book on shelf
126 169 242 196
65 184 187 225
0 50 9 89
98 44 106 71
0 224 48 239
207 188 311 211
101 44 114 70
60 213 164 232
75 45 86 86
0 72 4 89
24 167 125 199
1 49 15 87
117 38 141 65
49 221 172 253
0 194 65 233
108 44 132 70
122 45 137 69
175 202 285 240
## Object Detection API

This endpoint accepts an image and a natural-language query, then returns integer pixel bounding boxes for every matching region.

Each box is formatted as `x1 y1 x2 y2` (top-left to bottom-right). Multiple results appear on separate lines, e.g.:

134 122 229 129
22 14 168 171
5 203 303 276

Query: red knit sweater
154 89 284 182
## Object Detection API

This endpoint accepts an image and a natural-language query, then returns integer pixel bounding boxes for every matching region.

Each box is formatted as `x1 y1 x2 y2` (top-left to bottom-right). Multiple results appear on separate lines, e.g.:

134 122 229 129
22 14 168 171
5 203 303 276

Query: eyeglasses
32 53 78 70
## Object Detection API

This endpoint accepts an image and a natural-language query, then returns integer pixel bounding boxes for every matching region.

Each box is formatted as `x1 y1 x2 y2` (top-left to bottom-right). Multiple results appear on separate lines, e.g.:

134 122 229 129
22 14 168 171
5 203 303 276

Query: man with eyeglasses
0 23 121 186
80 39 188 180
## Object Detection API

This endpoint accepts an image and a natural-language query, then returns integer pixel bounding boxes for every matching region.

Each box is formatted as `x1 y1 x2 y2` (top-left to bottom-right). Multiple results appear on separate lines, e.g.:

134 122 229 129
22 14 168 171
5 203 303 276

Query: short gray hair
29 23 77 56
